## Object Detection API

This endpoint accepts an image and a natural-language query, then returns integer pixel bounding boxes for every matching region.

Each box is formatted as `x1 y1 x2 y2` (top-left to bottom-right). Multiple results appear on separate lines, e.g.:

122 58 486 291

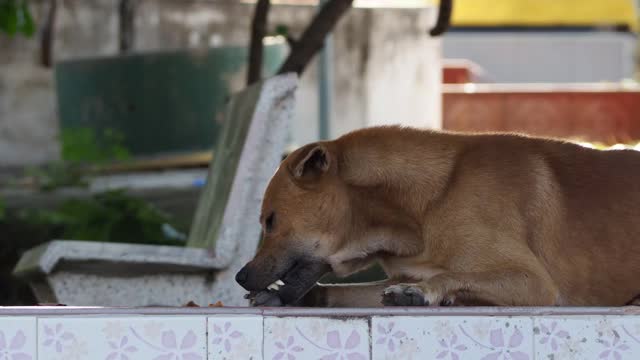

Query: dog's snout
235 267 249 286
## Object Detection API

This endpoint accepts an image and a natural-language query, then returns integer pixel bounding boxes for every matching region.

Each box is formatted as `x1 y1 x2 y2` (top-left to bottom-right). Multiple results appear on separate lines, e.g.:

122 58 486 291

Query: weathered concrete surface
366 9 442 129
46 272 223 306
0 1 440 166
13 240 227 278
13 240 226 306
0 64 59 165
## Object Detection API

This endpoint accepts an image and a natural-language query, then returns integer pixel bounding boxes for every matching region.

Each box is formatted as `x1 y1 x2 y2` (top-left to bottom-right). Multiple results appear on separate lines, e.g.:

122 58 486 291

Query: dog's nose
235 267 249 285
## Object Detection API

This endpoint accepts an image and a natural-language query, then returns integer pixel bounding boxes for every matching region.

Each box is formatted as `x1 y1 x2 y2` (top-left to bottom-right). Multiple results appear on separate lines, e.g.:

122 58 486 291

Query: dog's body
236 126 640 307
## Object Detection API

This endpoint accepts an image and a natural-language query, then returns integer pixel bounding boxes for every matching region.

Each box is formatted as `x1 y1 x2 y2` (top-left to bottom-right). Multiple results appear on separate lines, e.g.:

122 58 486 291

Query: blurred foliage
8 128 184 245
8 190 186 246
274 24 289 37
4 127 186 247
61 128 131 164
25 162 88 191
0 0 35 37
26 128 131 191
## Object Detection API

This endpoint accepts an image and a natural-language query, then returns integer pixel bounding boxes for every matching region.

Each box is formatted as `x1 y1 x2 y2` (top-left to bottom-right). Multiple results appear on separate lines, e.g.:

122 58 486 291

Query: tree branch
247 0 271 86
119 0 137 53
40 0 58 68
429 0 453 37
277 0 353 76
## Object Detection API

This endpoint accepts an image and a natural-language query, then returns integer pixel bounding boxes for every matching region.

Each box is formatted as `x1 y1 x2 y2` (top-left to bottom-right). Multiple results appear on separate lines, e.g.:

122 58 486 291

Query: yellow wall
443 0 637 30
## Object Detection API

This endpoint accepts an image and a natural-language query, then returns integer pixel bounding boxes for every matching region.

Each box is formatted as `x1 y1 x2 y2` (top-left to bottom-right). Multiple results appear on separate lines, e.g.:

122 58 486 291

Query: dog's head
235 142 356 304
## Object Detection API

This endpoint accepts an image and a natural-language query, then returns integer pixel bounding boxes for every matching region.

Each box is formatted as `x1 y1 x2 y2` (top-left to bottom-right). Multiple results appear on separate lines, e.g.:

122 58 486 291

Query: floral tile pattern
263 317 369 360
372 316 534 360
0 317 37 360
208 316 263 360
38 316 206 360
534 316 640 360
5 311 640 359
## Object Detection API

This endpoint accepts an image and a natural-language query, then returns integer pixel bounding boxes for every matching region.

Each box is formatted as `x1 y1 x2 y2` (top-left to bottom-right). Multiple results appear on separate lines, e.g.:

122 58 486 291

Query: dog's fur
236 126 640 307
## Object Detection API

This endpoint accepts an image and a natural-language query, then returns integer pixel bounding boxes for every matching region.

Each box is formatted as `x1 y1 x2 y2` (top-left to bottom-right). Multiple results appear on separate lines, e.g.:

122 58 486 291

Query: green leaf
0 0 35 37
4 1 19 35
18 1 35 36
61 127 131 164
9 188 186 246
275 24 289 37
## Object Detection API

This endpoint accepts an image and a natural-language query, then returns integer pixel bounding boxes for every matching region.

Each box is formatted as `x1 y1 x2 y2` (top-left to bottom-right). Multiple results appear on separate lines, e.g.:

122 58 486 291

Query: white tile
534 316 640 360
38 316 206 360
372 316 534 360
208 316 263 360
264 317 369 360
0 317 37 360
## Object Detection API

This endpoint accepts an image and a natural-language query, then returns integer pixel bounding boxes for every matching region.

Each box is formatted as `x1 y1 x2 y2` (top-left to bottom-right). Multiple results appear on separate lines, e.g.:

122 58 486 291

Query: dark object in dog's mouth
245 259 330 306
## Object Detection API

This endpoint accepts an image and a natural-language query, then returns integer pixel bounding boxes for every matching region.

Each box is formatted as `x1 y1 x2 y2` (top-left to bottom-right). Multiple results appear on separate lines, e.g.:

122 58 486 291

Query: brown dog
235 126 640 307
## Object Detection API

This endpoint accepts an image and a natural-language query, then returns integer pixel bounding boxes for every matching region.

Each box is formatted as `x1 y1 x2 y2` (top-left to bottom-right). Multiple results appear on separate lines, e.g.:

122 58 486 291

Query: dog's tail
429 0 454 37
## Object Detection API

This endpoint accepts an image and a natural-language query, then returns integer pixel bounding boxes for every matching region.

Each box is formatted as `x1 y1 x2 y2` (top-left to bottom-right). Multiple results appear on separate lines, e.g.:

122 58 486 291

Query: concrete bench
14 73 298 307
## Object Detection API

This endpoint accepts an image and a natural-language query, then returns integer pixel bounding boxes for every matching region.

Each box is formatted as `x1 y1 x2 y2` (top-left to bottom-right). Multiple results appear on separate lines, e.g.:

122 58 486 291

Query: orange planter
443 84 640 144
442 59 484 84
443 67 471 84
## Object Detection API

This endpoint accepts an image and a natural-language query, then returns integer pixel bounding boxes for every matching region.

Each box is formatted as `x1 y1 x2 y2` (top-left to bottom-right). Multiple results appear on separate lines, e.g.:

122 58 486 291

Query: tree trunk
40 0 58 68
429 0 454 37
247 0 271 86
119 0 137 53
277 0 353 76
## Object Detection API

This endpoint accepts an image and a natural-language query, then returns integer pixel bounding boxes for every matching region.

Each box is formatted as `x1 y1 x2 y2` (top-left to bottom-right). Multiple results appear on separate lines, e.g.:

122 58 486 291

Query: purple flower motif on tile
320 330 367 360
0 330 31 360
538 321 569 351
211 322 242 353
273 336 303 360
480 328 529 360
598 335 629 360
152 330 202 360
43 324 74 353
107 336 137 360
436 334 467 360
375 322 407 353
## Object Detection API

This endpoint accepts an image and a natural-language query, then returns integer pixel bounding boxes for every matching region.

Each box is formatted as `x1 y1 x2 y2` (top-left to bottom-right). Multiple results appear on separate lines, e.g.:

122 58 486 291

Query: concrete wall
443 31 636 83
0 1 441 167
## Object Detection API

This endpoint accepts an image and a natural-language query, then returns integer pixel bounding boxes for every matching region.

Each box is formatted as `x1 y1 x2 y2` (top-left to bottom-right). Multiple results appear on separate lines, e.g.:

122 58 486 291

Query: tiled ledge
1 307 640 359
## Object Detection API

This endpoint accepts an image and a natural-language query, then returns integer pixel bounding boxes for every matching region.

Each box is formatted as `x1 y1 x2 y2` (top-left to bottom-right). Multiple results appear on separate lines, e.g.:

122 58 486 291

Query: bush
10 190 187 246
0 0 35 37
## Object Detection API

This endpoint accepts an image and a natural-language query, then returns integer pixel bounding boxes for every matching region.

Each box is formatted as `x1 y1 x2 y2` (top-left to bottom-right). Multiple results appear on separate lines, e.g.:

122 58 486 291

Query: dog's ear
289 144 331 181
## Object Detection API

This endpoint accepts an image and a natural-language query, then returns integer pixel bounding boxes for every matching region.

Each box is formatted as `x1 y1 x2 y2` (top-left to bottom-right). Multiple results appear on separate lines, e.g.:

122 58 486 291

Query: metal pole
317 0 334 140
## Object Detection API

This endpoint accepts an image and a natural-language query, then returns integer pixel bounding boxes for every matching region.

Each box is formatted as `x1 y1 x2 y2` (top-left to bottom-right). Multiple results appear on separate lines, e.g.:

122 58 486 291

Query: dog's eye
265 212 275 233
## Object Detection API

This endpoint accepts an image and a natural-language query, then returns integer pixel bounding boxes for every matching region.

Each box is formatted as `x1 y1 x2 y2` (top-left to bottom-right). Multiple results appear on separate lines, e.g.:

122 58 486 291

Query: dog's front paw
381 284 455 307
245 290 283 307
382 284 427 306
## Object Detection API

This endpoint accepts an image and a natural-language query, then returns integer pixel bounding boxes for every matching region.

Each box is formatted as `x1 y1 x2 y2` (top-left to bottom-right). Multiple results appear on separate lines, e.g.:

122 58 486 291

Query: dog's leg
382 269 559 306
626 294 640 306
249 281 394 307
298 280 393 307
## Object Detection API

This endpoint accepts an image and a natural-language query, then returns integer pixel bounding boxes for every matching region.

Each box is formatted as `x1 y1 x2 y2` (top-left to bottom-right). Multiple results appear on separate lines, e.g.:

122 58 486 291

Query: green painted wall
55 44 286 158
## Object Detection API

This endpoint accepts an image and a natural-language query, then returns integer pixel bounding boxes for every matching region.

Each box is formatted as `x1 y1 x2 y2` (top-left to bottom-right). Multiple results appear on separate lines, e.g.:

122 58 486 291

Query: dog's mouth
258 258 331 305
